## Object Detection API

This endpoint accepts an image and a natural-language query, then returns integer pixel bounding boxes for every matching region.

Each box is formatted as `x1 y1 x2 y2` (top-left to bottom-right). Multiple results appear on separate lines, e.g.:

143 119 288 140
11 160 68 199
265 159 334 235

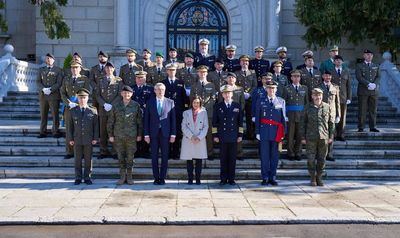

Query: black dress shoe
84 179 92 185
337 137 346 142
326 157 335 162
187 179 193 185
64 154 74 160
219 180 227 185
295 155 302 161
112 154 118 160
37 134 47 138
159 179 166 185
74 179 81 185
358 128 364 132
207 156 214 161
153 179 160 185
195 179 201 185
261 180 268 185
370 128 380 132
269 180 278 186
228 180 236 185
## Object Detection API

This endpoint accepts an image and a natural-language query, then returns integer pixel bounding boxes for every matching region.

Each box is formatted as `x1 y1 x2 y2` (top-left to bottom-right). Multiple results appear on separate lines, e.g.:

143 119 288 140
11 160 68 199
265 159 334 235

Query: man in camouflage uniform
66 88 98 185
207 58 227 93
301 88 334 186
119 48 141 88
96 62 123 159
37 53 63 138
61 60 92 159
356 49 380 132
300 55 322 101
331 55 352 141
235 55 257 140
319 71 341 161
190 65 217 159
148 52 167 85
108 85 143 185
282 70 308 161
271 61 289 97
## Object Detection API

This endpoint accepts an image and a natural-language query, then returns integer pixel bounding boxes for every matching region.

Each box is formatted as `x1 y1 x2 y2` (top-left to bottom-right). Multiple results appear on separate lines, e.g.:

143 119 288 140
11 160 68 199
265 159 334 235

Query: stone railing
379 52 400 112
0 44 41 102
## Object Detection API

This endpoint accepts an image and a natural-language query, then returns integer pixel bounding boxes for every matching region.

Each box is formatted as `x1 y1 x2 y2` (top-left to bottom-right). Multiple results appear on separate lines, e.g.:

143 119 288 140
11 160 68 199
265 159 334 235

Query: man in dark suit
144 83 176 185
212 85 243 186
133 70 155 158
162 63 188 160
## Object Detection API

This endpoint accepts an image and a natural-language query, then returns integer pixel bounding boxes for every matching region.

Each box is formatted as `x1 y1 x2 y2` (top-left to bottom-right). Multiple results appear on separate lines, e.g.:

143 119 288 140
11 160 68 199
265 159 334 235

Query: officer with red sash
255 81 286 186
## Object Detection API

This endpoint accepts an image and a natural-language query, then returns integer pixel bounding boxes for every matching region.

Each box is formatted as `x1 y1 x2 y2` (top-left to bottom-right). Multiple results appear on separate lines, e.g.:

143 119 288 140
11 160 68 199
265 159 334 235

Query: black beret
73 52 82 59
169 47 177 52
215 58 224 64
364 49 373 54
98 51 109 58
333 55 344 61
323 70 332 75
105 62 114 68
122 85 133 93
46 53 55 59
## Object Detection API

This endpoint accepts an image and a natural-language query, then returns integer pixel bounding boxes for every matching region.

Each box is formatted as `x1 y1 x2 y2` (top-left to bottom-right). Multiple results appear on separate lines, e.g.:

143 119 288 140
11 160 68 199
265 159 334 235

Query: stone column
111 0 130 75
266 0 281 57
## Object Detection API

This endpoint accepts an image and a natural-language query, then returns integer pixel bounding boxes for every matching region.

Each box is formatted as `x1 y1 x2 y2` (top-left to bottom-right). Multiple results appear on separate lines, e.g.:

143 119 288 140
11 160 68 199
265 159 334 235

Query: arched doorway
167 0 229 59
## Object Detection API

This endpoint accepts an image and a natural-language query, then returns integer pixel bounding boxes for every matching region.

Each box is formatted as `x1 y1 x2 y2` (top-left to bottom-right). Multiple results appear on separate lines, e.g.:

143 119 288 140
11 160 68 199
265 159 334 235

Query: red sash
260 118 284 142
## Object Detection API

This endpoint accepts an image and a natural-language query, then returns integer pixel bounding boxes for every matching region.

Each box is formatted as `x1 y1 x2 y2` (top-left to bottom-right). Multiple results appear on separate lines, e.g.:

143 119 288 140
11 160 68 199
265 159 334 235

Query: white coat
180 107 209 160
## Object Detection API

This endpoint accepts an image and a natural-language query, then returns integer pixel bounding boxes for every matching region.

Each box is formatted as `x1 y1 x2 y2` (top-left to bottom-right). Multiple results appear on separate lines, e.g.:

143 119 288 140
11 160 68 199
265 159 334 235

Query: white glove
104 103 112 112
69 102 77 108
185 88 191 96
346 100 351 105
285 117 289 122
256 134 260 141
368 83 376 90
42 88 51 95
252 117 255 122
244 92 250 100
335 116 341 124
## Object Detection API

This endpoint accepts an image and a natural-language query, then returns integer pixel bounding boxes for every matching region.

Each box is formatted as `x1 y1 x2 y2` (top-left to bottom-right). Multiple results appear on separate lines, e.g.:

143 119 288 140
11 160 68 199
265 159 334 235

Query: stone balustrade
379 52 400 112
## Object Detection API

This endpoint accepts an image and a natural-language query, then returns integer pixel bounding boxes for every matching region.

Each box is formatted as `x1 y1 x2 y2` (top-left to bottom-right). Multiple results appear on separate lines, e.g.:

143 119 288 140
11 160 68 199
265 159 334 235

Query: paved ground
0 179 399 224
1 224 400 238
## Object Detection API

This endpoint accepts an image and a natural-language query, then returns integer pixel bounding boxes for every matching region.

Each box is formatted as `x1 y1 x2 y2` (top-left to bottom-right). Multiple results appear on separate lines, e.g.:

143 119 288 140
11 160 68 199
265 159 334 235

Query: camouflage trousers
306 139 328 176
114 137 137 169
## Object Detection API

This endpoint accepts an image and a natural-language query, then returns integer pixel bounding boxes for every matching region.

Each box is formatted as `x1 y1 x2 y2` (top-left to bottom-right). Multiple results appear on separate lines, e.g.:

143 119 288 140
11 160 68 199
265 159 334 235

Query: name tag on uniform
233 108 239 112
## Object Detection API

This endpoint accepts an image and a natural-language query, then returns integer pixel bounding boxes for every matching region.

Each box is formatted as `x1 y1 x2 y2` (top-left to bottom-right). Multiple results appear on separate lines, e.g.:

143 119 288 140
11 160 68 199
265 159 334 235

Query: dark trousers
206 117 214 156
74 144 93 180
64 108 74 156
39 97 60 135
245 100 255 139
136 140 149 157
170 116 182 159
150 129 170 180
336 103 347 138
259 140 279 181
219 142 237 182
187 159 203 181
358 95 377 129
287 121 302 157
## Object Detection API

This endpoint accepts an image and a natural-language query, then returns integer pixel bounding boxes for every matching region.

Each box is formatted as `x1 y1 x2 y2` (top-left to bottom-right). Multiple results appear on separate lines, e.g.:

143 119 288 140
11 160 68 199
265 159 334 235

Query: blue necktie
157 100 162 116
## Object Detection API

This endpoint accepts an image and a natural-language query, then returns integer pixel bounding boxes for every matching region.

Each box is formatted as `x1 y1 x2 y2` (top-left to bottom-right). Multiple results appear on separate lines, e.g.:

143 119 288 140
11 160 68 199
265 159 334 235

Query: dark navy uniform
255 94 286 183
162 78 188 159
132 84 154 157
223 58 241 72
212 101 243 184
194 53 216 71
250 58 270 84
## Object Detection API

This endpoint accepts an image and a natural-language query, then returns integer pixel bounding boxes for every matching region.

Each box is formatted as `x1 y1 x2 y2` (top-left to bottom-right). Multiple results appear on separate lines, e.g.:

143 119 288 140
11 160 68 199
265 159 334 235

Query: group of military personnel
37 37 380 186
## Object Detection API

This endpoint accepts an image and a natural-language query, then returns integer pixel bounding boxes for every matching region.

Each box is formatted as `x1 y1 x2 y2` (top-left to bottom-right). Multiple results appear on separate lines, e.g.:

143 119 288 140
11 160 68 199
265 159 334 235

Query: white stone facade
2 0 380 68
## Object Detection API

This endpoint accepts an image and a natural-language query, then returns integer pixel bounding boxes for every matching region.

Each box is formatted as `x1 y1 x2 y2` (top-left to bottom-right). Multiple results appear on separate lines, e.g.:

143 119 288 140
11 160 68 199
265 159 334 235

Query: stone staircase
0 91 400 180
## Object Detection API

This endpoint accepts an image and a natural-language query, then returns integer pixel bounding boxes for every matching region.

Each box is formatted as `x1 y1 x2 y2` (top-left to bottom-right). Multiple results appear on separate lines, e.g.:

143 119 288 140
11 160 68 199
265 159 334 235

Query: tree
294 0 400 52
0 0 70 39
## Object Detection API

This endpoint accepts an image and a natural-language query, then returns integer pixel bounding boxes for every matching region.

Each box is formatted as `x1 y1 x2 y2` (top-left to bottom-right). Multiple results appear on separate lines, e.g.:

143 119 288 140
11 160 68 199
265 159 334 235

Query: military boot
126 169 134 185
316 173 324 186
117 169 126 185
310 174 317 186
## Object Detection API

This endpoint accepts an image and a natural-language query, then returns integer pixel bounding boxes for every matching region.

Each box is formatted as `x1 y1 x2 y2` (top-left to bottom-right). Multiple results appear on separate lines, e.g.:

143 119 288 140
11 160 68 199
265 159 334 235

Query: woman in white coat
180 96 209 184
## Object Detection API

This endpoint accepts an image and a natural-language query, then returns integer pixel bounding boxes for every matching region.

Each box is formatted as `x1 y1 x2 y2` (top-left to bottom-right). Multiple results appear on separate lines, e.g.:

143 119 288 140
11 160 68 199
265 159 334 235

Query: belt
260 118 285 142
286 105 304 111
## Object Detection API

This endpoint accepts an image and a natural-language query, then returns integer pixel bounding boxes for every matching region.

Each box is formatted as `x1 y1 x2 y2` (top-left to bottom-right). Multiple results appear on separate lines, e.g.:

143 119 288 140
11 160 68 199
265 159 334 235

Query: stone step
1 137 399 150
0 145 399 159
0 156 399 170
7 91 38 96
1 166 400 180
